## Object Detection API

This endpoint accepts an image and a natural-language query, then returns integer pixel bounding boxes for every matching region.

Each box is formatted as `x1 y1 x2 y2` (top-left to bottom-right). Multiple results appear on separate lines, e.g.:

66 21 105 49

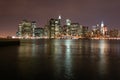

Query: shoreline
0 39 20 46
16 37 120 40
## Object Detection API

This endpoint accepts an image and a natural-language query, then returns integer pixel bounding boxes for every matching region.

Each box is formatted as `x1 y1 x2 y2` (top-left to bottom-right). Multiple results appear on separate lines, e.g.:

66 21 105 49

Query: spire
58 15 61 19
101 21 104 27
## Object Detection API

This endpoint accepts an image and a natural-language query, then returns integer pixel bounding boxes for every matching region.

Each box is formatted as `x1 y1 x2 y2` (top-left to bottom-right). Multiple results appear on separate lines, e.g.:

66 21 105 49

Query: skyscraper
16 20 37 38
66 19 71 26
101 21 105 35
47 16 61 38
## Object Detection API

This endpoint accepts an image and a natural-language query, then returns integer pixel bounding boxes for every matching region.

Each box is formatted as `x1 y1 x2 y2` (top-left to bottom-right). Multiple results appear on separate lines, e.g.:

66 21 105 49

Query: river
0 39 120 80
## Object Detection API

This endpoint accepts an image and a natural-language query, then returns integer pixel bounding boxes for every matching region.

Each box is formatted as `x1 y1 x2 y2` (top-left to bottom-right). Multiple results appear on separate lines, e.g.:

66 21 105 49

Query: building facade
16 20 36 38
45 16 61 38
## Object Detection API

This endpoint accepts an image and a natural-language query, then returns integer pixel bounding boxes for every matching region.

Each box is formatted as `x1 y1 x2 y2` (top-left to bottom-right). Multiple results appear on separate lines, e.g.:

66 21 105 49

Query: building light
12 36 16 39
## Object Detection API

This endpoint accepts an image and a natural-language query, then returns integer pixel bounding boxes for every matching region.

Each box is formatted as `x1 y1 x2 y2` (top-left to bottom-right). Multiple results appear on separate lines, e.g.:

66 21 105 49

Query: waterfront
0 39 20 46
0 39 120 80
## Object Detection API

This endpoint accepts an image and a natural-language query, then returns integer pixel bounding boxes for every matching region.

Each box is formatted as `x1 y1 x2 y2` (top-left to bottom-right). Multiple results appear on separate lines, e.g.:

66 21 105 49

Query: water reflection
18 42 37 57
64 40 73 79
99 40 109 76
50 40 73 79
16 39 120 80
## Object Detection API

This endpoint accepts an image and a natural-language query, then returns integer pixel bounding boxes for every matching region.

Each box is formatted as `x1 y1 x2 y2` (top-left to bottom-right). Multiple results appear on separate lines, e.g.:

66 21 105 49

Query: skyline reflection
99 40 109 76
16 39 120 80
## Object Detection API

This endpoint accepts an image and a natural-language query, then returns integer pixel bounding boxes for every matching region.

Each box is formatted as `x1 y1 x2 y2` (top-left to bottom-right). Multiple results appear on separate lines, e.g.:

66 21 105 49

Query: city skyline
15 18 119 39
0 0 120 36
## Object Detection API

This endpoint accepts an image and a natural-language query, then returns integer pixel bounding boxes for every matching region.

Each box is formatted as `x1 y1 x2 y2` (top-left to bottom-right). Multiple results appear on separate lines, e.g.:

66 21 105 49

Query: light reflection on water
99 40 109 76
64 40 73 79
17 39 120 80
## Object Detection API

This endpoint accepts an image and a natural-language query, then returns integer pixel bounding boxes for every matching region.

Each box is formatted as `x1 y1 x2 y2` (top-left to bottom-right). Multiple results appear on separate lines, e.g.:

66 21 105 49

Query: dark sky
0 0 120 36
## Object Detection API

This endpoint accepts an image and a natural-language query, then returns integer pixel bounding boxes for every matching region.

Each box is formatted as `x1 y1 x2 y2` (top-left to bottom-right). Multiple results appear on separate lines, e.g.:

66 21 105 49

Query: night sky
0 0 120 36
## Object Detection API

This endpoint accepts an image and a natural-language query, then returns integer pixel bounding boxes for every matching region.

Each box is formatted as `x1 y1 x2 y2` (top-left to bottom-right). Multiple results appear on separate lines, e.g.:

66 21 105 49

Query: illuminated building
101 21 105 35
16 20 37 38
80 26 89 37
91 25 101 37
100 21 108 37
70 23 79 36
32 21 37 37
109 29 118 37
62 25 71 38
62 20 89 38
44 25 49 38
46 16 61 38
34 28 44 38
64 19 71 38
66 19 71 26
78 25 85 37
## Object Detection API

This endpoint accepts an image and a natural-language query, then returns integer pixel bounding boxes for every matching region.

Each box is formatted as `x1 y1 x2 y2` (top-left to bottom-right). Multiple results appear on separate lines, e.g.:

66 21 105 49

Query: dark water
0 39 120 80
